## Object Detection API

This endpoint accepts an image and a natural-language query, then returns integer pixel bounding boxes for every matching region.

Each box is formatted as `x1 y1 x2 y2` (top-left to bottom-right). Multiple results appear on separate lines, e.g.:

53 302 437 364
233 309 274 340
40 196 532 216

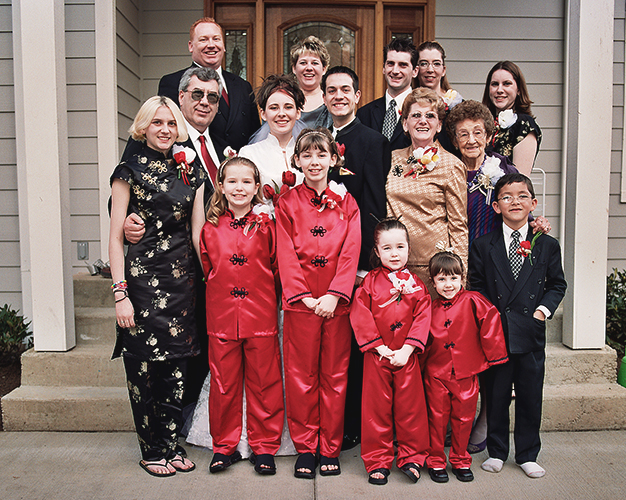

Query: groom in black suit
158 18 259 151
469 173 567 478
356 38 418 152
323 66 391 449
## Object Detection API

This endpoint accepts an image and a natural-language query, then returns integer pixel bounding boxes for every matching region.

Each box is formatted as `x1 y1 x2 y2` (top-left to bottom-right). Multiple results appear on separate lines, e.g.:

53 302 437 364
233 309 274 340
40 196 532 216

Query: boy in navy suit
469 173 567 478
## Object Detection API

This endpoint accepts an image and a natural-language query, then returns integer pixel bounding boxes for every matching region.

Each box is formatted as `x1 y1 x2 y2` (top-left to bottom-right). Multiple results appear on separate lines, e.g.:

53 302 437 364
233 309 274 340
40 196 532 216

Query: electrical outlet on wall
77 241 89 260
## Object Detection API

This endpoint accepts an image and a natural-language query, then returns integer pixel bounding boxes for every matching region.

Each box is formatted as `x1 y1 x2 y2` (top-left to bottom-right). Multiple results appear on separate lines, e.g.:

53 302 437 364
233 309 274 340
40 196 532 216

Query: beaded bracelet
111 280 128 292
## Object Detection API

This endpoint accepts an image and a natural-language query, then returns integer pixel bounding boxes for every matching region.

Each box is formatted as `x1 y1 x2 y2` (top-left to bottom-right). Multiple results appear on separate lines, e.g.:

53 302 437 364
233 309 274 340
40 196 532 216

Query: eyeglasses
456 129 486 143
408 111 438 120
418 60 443 69
186 90 220 104
498 194 532 204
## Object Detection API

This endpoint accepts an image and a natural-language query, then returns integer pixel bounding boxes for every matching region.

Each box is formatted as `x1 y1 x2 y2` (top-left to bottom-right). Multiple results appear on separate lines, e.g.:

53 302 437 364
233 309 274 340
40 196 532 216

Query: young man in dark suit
158 18 259 151
469 173 567 479
356 38 417 152
322 66 391 450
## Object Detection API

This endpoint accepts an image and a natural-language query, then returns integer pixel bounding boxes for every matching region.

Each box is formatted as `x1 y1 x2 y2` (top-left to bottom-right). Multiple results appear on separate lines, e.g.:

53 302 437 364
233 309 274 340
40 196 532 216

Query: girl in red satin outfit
276 128 360 479
199 157 284 476
350 218 432 486
423 252 508 483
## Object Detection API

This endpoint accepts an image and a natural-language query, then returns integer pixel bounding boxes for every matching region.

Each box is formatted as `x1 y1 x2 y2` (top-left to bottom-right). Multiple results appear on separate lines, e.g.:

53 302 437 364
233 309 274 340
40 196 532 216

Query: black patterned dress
487 112 542 163
111 146 204 361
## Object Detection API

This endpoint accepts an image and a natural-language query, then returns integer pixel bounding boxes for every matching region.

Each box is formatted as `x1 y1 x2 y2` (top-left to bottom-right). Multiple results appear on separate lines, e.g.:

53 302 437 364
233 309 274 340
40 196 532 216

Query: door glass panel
224 30 247 80
283 22 355 72
391 32 414 43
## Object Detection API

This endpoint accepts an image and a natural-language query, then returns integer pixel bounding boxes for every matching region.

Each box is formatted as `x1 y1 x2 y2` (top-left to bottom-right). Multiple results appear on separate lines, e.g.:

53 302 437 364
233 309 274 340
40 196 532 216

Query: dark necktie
381 99 397 140
198 135 218 186
221 88 229 107
509 230 523 279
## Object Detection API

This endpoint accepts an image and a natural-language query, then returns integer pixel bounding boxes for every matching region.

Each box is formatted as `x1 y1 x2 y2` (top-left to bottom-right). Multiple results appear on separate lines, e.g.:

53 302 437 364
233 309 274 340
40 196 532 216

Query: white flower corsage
442 89 463 109
243 203 272 237
405 146 440 179
172 144 196 185
497 109 518 129
223 146 238 159
468 155 505 205
318 181 347 218
379 269 422 307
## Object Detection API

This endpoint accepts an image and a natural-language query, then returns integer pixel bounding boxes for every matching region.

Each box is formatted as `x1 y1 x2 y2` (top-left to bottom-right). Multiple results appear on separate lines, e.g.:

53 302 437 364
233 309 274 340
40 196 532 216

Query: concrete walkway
1 430 625 499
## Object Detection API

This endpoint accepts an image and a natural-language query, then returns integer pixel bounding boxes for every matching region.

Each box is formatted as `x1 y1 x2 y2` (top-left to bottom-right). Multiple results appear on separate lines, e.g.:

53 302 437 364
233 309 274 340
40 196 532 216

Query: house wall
0 0 19 310
609 0 626 271
66 0 100 274
436 0 565 236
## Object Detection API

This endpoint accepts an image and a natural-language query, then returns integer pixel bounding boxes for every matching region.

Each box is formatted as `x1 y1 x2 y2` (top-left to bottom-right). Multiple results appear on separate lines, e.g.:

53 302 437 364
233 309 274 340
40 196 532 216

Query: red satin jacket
423 289 508 380
350 267 432 352
199 209 278 339
276 181 361 315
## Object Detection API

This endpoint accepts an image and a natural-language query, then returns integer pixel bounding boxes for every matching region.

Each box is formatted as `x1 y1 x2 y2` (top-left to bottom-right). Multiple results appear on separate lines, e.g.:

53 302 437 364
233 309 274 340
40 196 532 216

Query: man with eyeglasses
158 17 259 151
356 38 417 151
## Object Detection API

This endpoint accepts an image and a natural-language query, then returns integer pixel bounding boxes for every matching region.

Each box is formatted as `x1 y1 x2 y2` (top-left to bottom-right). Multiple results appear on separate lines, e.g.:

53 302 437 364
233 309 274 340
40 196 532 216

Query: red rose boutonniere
517 232 542 265
172 144 196 185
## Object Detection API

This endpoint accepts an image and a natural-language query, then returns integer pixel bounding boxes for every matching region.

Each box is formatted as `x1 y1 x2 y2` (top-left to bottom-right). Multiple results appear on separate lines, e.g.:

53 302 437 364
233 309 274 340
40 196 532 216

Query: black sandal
400 462 420 483
294 452 317 479
169 454 196 473
368 468 390 485
139 459 176 478
249 453 276 475
319 455 341 476
209 451 242 473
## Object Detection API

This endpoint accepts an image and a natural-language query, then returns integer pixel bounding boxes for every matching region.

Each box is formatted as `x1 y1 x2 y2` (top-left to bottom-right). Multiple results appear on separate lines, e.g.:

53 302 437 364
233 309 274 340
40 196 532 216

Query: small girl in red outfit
350 218 432 486
276 128 360 479
199 157 284 476
423 251 508 483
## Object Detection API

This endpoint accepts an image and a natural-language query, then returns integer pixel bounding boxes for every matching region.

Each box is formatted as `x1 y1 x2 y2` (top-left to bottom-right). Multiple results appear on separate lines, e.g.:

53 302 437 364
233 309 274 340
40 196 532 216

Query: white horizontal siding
65 0 100 271
437 0 565 236
0 0 20 310
609 0 625 271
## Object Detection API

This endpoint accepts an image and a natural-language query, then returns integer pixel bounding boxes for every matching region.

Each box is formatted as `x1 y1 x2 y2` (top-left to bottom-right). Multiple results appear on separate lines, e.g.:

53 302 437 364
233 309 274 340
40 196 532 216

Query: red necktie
221 88 229 107
198 135 218 185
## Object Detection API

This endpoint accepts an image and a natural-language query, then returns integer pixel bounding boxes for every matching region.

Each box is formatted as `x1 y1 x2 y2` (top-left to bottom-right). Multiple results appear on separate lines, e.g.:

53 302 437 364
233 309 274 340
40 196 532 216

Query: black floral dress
488 112 542 162
111 146 204 361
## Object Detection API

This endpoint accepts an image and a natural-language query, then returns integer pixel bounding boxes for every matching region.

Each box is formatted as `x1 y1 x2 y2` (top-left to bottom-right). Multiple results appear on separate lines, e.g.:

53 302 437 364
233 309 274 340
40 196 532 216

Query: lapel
390 118 405 144
220 70 238 130
371 98 385 131
488 227 515 294
334 117 360 142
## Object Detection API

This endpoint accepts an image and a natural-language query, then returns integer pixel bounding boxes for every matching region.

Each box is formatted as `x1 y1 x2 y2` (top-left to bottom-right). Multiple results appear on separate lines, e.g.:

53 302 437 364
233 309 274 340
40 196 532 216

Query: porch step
73 273 114 308
75 307 117 345
1 386 133 431
20 346 125 387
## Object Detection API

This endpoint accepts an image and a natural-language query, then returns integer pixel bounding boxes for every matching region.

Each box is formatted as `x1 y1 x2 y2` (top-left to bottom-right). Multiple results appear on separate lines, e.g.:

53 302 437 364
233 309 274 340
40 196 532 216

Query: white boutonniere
172 144 197 185
318 181 348 218
379 269 422 307
497 109 518 129
223 146 238 158
442 89 463 109
243 203 273 237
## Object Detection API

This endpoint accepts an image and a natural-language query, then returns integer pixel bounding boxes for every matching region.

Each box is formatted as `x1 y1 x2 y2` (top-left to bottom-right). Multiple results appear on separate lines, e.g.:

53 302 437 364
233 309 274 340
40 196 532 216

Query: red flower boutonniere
172 145 196 185
517 232 542 265
318 181 347 219
243 204 273 237
223 146 238 159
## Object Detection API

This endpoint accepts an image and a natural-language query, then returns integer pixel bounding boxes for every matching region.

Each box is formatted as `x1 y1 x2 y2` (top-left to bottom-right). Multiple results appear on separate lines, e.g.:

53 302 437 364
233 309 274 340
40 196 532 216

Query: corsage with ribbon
172 144 196 185
379 269 422 307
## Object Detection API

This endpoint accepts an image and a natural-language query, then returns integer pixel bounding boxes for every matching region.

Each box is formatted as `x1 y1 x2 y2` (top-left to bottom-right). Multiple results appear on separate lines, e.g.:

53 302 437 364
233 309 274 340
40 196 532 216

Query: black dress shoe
452 467 474 482
428 468 449 483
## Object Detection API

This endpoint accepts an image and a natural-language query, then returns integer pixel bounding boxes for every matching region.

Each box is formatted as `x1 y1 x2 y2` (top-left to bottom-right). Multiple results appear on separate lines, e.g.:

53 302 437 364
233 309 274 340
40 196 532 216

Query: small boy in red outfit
423 251 508 483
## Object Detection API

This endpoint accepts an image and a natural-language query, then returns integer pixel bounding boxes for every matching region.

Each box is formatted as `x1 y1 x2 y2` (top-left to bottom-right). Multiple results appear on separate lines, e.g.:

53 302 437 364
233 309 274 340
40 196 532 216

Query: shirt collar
386 87 412 113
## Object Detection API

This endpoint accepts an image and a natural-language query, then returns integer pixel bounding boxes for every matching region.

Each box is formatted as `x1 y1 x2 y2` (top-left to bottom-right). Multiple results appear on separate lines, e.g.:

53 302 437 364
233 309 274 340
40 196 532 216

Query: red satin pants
208 335 284 455
283 311 351 457
424 374 479 469
360 351 430 471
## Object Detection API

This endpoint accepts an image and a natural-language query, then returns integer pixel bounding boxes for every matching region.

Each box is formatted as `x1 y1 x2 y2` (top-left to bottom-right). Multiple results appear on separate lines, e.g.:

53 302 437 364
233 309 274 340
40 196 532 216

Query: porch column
12 0 75 351
561 0 614 348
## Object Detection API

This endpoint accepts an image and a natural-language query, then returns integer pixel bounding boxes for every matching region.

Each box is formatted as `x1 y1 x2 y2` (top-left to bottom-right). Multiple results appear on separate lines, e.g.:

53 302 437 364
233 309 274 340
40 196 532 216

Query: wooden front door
208 0 434 104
